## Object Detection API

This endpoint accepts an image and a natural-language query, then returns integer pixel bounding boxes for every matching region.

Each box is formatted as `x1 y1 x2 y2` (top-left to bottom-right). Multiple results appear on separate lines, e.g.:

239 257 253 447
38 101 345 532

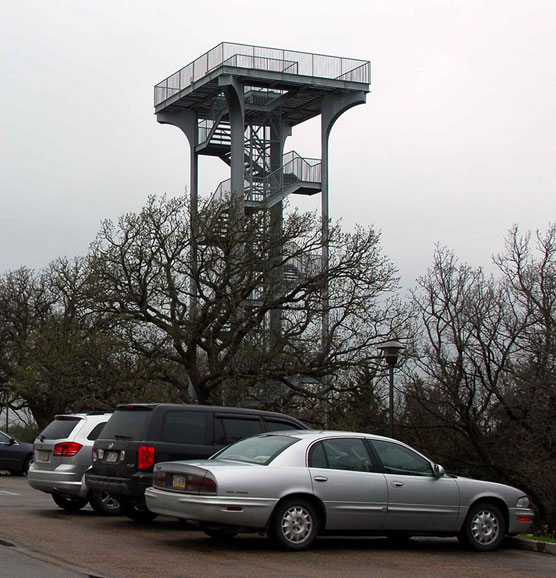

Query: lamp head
379 340 404 368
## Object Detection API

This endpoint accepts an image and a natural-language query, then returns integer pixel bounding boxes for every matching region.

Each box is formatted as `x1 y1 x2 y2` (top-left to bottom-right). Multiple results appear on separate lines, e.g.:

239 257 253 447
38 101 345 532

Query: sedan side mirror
433 464 445 478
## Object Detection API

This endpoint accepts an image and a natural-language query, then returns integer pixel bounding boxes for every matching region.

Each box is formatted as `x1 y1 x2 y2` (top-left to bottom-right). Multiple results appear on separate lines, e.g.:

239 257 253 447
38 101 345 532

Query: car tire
120 499 158 522
459 502 506 551
199 523 238 541
52 494 90 512
21 455 33 476
269 498 319 551
386 533 413 544
89 491 122 516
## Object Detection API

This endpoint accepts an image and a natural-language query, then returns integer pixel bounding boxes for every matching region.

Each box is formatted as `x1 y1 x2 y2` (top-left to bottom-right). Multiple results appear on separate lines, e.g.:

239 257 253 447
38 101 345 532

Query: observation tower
154 42 370 220
154 43 370 345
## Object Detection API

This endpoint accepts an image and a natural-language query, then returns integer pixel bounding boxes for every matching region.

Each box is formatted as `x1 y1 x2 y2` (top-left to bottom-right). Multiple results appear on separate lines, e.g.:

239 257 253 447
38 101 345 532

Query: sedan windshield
213 434 299 465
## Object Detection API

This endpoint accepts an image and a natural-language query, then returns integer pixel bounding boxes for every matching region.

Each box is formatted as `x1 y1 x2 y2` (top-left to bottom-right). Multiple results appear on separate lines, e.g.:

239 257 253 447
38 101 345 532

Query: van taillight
138 445 155 470
53 442 83 457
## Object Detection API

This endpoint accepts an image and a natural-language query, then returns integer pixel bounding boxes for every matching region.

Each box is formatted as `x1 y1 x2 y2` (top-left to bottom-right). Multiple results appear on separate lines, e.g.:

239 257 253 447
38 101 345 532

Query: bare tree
407 233 556 528
87 194 403 411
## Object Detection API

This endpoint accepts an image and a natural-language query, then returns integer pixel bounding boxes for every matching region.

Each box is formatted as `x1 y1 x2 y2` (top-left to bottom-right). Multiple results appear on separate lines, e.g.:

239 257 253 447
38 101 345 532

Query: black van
85 403 306 521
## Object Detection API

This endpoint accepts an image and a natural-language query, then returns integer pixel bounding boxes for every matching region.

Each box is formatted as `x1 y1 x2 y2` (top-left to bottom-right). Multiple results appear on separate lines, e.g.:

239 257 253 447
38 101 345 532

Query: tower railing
154 42 370 106
211 151 321 205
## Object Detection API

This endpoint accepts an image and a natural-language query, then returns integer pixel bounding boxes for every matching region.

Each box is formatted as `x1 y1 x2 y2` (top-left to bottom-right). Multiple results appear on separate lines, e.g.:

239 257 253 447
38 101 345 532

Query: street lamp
379 340 404 438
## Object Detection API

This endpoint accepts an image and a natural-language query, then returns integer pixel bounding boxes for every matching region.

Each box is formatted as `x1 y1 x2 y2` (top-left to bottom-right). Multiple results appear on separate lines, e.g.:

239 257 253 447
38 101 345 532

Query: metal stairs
211 150 321 208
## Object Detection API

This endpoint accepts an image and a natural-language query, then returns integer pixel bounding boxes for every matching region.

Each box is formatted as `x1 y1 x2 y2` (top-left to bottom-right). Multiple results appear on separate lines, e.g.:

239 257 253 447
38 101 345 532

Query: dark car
0 430 33 475
85 403 307 521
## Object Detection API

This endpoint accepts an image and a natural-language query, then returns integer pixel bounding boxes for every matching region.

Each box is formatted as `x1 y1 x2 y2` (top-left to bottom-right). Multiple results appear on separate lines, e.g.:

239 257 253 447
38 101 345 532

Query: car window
99 407 152 440
0 432 10 444
308 441 327 467
309 439 374 472
161 411 208 444
214 417 263 445
213 434 298 465
263 419 299 432
372 440 433 477
87 422 108 441
39 417 81 440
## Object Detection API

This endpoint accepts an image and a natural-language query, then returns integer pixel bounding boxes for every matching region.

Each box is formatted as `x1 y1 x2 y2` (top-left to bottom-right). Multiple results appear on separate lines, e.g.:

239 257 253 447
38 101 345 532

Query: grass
518 534 556 544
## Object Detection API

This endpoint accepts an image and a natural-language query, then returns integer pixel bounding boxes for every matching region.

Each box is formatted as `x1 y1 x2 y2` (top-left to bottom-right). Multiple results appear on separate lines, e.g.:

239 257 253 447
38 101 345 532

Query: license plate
105 451 119 463
37 450 50 462
172 474 185 489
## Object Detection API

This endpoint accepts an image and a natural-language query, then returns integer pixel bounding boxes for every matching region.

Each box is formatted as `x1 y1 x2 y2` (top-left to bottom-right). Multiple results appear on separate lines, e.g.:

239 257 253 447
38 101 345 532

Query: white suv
28 412 121 515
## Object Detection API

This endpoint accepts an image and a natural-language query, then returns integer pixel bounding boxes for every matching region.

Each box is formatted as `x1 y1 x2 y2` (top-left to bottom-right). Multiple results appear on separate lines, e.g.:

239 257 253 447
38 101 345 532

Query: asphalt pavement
0 541 94 578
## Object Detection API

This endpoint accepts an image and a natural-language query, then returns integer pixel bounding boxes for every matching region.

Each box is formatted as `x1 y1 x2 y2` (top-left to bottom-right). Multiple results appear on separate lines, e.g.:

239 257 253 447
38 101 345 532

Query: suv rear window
40 417 81 440
99 407 152 440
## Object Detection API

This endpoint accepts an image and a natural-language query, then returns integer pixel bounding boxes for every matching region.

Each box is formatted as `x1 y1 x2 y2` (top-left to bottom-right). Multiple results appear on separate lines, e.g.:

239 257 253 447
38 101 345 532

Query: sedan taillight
153 469 216 494
53 442 83 457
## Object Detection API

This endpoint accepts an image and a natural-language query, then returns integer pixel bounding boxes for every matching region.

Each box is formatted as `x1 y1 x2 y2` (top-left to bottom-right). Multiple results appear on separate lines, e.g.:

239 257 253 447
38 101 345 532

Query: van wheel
120 499 158 522
52 494 89 512
89 491 122 516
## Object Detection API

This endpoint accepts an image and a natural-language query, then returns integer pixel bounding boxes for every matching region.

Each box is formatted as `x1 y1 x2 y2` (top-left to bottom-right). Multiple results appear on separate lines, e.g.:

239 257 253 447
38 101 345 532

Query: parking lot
1 475 554 578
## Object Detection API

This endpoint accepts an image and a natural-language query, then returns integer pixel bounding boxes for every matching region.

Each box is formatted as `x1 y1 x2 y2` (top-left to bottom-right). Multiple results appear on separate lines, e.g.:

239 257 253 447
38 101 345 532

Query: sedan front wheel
459 502 506 551
269 498 319 551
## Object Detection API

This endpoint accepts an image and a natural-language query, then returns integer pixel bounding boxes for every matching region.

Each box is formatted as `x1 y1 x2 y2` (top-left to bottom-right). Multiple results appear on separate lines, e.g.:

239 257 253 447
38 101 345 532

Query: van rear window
99 407 152 441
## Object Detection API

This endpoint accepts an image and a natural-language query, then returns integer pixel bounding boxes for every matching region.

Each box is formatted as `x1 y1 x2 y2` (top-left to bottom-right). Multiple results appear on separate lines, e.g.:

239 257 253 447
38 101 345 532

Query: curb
508 537 556 555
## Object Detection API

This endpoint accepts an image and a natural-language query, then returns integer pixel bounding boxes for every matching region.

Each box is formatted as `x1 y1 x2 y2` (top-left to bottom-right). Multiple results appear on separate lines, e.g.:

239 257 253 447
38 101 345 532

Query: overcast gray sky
1 0 555 286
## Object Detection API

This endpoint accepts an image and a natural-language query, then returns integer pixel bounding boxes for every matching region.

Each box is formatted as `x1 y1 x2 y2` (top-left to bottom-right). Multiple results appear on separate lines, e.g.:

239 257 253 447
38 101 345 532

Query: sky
1 0 555 288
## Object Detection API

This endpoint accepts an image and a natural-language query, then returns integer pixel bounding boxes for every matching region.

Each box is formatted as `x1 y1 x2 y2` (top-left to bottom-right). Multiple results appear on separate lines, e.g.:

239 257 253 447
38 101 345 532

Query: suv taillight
53 442 83 457
138 445 155 470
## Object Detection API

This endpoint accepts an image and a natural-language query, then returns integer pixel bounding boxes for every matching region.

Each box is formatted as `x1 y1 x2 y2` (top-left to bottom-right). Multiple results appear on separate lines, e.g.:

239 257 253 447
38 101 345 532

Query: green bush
8 423 39 443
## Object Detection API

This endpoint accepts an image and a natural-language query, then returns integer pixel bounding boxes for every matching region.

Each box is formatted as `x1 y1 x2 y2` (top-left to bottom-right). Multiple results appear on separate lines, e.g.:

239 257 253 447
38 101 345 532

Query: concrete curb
508 537 556 555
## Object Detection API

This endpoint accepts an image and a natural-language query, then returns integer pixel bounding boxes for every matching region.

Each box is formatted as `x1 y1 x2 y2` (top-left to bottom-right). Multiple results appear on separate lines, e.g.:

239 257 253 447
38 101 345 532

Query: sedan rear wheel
459 502 506 551
52 494 89 512
269 498 319 551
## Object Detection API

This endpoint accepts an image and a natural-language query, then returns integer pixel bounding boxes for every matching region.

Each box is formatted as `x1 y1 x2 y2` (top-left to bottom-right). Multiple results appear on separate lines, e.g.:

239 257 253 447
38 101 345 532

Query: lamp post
379 340 404 438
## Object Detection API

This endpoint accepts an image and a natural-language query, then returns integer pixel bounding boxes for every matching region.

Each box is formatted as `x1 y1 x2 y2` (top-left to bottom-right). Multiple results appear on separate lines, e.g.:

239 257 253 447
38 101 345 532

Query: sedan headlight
516 496 530 508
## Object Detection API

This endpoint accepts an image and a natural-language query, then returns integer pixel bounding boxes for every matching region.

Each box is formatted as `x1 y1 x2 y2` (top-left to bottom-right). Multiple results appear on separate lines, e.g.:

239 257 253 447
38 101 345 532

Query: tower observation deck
154 42 370 213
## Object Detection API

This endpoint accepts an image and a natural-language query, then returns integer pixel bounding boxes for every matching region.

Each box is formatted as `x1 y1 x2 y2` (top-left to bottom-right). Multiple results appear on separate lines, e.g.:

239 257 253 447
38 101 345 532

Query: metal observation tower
153 42 370 342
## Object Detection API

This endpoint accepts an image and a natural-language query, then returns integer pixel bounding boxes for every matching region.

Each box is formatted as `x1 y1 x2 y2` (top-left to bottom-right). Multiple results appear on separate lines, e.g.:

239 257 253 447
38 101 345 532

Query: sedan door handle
313 476 328 482
392 481 405 487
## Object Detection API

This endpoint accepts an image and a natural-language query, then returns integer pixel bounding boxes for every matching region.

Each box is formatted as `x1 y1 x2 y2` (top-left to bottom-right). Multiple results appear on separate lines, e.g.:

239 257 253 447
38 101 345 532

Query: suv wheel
200 523 238 541
120 498 158 522
89 491 122 516
52 494 89 512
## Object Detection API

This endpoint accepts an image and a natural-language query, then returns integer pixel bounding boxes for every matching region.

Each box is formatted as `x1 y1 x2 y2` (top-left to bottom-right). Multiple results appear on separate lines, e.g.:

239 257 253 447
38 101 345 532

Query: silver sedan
145 431 534 551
